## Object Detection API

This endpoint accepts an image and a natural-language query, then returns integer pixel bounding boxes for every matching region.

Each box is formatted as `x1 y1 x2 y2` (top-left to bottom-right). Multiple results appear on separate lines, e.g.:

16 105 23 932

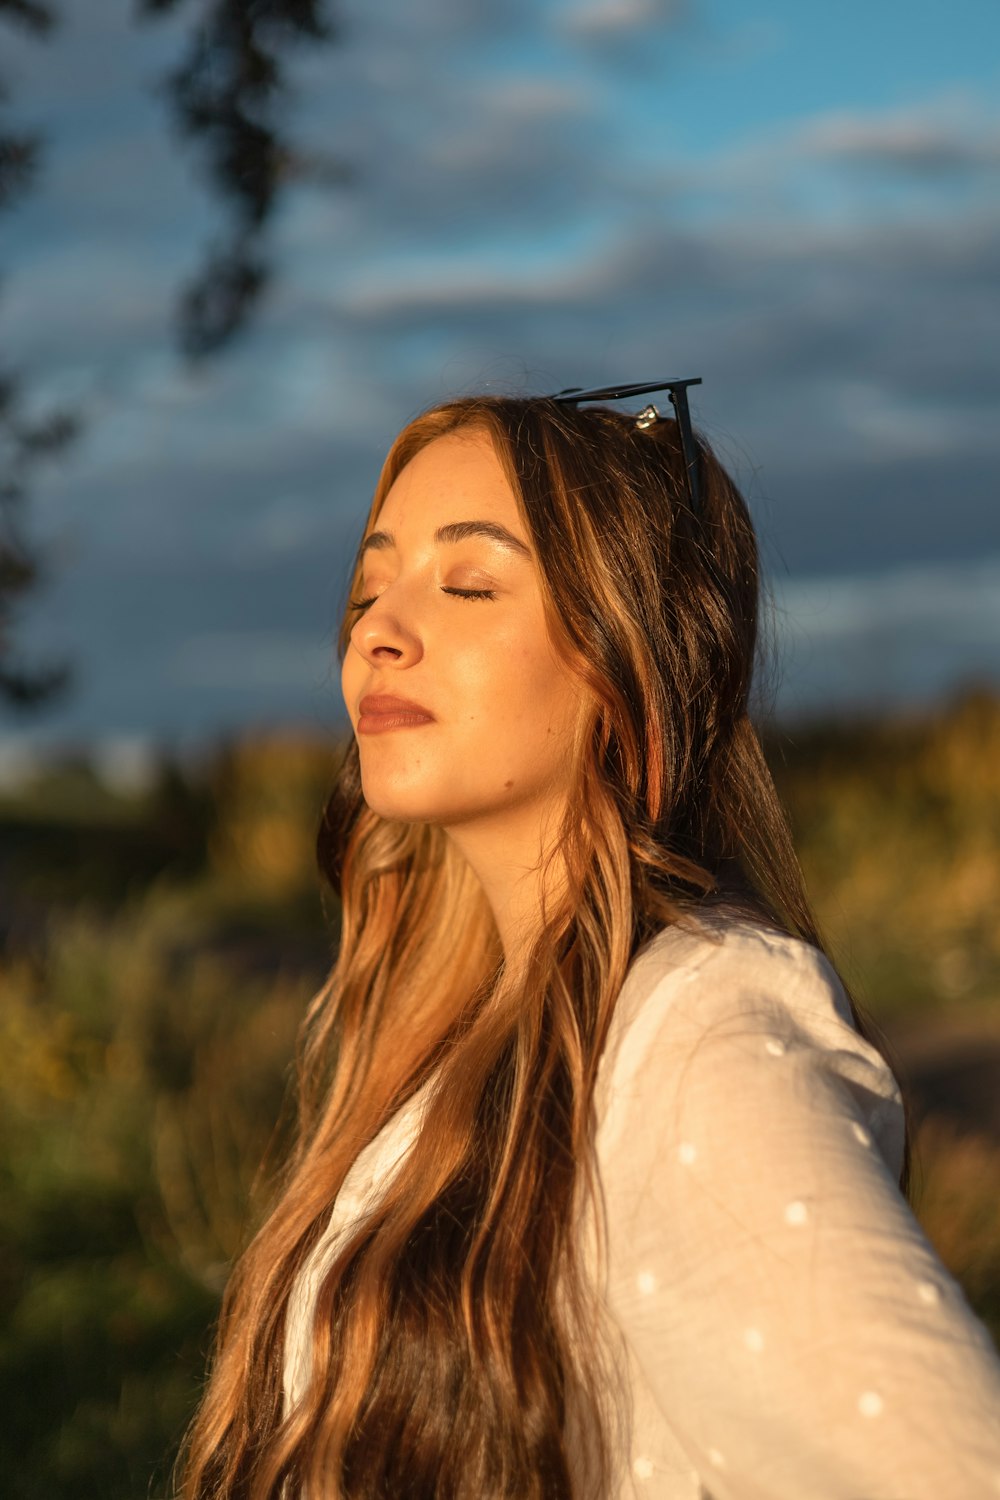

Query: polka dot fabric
590 916 1000 1496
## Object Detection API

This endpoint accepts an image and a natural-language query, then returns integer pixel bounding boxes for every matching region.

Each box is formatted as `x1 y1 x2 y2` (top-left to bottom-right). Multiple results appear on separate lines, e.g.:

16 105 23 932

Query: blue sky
1 0 999 768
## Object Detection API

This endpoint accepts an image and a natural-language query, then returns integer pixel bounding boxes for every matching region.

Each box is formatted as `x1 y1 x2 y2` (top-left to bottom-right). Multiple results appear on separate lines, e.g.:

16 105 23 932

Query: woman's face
341 428 592 835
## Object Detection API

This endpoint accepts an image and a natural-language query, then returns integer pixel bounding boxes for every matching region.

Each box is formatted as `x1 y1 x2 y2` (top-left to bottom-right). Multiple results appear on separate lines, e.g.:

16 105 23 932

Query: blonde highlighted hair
179 396 910 1499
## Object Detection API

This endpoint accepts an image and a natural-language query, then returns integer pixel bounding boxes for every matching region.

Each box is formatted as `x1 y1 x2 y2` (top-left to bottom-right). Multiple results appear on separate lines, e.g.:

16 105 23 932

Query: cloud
662 91 1000 243
771 555 1000 720
797 105 1000 175
556 0 687 40
339 239 616 317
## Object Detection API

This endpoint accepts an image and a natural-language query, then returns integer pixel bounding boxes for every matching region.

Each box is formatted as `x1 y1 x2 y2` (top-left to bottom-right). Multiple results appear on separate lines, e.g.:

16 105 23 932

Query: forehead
378 430 520 529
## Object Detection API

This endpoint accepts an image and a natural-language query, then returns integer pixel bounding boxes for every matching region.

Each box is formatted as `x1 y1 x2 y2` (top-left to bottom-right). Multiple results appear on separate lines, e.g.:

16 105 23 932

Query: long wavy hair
179 396 912 1500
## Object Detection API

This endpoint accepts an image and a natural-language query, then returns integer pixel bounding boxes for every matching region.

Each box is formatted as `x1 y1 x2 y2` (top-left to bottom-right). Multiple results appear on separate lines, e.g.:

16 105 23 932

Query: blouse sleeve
596 922 1000 1500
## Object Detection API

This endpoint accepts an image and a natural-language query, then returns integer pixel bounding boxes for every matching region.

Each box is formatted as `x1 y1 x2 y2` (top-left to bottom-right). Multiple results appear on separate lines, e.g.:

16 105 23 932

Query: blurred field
1 694 999 1497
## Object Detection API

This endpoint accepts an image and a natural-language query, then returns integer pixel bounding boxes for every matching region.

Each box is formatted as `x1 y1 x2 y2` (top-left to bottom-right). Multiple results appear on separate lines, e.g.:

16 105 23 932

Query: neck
444 799 569 975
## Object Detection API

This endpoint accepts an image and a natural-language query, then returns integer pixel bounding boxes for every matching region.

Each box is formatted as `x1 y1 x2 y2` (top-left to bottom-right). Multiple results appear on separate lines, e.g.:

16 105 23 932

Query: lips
359 693 434 718
357 692 435 733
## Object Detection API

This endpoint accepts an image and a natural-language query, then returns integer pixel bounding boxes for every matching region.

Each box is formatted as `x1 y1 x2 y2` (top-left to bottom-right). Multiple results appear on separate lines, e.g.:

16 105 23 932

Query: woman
180 388 1000 1499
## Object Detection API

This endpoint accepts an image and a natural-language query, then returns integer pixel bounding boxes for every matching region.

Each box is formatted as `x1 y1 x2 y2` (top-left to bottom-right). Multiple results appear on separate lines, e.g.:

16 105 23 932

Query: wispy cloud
772 555 1000 719
555 0 687 41
797 101 1000 175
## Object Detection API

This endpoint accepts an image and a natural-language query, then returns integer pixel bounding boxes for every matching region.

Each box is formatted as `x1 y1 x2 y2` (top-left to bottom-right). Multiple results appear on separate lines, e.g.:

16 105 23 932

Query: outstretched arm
597 922 1000 1499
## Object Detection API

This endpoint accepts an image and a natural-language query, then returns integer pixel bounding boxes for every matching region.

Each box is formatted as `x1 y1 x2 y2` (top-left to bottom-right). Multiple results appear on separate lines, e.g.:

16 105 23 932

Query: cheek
491 633 585 749
340 654 360 719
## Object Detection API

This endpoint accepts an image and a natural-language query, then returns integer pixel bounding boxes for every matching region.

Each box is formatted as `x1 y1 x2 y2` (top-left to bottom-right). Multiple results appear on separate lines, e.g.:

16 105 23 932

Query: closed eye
348 586 497 612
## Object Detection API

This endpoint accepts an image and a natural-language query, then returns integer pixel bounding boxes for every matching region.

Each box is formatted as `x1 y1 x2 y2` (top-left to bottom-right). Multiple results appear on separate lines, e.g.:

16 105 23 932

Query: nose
349 590 424 668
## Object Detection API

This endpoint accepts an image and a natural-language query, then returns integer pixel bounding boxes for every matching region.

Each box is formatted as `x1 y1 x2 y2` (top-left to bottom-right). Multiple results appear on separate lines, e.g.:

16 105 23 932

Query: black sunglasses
548 377 703 514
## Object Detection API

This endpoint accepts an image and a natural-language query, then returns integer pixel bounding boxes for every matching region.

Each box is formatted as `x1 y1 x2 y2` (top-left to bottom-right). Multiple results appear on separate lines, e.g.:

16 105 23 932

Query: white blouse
284 915 1000 1497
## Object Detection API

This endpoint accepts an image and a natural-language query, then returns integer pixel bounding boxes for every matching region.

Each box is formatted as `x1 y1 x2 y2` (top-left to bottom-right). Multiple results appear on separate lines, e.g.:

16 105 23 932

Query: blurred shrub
0 752 213 909
769 687 1000 1019
912 1117 1000 1346
0 884 310 1500
206 732 342 898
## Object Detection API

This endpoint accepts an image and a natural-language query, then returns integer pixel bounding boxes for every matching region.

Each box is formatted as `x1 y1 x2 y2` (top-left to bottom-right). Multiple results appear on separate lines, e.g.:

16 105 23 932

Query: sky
1 0 999 775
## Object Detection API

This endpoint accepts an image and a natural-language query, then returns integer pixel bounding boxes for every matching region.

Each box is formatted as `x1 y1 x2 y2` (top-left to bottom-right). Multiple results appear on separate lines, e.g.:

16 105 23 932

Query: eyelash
348 586 497 613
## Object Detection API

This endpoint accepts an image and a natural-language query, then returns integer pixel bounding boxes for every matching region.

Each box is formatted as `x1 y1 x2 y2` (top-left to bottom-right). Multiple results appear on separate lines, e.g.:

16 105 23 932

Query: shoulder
607 911 853 1060
596 911 905 1178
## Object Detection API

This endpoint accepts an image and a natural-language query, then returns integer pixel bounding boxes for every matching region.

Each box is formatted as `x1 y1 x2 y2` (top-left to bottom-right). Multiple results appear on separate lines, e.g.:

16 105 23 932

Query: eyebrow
359 520 532 560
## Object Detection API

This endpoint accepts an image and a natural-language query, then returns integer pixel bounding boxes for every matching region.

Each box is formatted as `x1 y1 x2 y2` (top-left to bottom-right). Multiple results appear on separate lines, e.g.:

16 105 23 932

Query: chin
360 776 496 830
359 774 444 826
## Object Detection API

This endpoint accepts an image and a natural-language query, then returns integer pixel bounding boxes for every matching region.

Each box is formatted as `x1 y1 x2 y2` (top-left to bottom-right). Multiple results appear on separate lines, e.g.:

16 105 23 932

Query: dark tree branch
139 0 345 358
0 0 56 35
0 367 79 711
0 132 42 208
0 0 76 712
